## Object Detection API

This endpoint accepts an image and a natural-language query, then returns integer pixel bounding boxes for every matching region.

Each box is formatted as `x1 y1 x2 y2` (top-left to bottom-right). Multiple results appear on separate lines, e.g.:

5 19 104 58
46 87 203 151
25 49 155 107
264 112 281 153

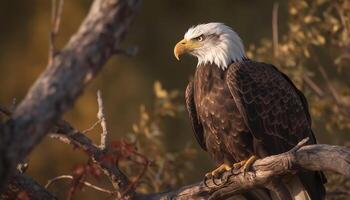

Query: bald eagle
174 23 326 200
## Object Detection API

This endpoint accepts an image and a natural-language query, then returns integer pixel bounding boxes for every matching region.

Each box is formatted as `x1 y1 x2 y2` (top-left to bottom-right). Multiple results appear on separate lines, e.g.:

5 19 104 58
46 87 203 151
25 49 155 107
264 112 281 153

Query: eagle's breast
193 63 254 164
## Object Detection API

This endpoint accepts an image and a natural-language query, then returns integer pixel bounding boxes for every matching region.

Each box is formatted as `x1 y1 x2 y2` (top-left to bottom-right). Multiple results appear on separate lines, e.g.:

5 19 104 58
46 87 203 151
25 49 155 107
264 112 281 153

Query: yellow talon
205 163 232 178
233 160 246 169
205 155 257 179
244 155 257 171
233 155 257 172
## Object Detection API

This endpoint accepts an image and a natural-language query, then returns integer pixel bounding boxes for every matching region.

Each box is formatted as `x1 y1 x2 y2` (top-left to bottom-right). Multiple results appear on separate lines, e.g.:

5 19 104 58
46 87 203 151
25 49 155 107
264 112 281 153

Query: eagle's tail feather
297 171 326 200
239 171 326 200
278 171 326 200
242 189 273 200
283 175 310 200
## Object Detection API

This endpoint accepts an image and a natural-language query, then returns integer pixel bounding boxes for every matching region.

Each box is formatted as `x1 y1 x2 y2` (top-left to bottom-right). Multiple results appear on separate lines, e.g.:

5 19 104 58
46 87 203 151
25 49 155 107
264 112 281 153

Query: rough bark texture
0 173 57 200
0 0 141 191
137 139 350 200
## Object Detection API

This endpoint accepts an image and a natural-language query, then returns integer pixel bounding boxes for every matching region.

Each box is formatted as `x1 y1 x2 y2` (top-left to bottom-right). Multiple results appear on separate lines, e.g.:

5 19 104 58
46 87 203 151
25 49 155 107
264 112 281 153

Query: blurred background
0 0 349 199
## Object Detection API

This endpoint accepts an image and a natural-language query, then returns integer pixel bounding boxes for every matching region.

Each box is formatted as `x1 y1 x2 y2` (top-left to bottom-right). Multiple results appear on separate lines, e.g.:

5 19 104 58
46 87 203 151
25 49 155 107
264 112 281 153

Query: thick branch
139 141 350 200
0 0 141 190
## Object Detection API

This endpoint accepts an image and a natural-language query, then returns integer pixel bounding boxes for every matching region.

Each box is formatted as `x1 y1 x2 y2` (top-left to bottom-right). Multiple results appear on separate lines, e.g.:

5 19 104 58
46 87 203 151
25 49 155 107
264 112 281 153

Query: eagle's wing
225 61 314 155
185 81 207 151
226 61 326 199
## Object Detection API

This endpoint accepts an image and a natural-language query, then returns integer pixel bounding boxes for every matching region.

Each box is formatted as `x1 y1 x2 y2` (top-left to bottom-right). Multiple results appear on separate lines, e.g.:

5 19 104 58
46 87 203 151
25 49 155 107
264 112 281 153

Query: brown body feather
185 60 326 199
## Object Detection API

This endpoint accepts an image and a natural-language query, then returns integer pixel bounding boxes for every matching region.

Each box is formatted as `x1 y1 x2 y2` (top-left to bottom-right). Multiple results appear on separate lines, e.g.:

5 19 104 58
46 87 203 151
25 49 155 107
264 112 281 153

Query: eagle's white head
174 23 245 70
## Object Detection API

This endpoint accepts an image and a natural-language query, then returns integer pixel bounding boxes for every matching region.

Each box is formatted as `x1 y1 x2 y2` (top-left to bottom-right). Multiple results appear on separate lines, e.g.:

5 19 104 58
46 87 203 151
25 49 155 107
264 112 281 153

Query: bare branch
97 90 108 150
49 0 64 65
138 141 350 200
10 98 16 112
0 0 141 190
327 190 350 197
114 46 139 57
0 105 11 116
45 175 114 195
272 2 279 58
51 119 133 199
309 47 344 106
82 119 101 134
318 64 342 104
302 75 324 97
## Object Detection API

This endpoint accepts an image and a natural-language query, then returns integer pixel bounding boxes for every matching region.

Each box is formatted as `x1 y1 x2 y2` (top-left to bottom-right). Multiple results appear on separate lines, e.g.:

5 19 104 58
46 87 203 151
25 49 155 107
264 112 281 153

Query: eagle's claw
234 155 257 175
203 164 232 187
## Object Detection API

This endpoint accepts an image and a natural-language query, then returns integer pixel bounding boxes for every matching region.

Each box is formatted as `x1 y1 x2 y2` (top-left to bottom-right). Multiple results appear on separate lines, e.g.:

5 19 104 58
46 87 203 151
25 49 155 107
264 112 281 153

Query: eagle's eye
193 35 204 42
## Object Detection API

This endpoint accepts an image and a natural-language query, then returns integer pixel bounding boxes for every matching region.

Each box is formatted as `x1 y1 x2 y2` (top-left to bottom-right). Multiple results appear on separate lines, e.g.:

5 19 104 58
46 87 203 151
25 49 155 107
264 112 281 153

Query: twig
97 90 109 150
272 2 279 58
0 105 12 116
11 98 17 112
318 64 342 104
309 47 343 105
327 189 350 197
302 75 324 97
114 46 139 57
121 151 150 196
334 3 349 39
45 175 114 195
290 137 309 151
0 99 17 116
49 0 64 65
82 119 101 134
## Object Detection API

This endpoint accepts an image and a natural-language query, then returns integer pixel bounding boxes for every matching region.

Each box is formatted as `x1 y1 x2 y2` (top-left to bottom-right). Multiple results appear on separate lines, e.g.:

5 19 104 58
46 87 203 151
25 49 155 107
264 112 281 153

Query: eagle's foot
204 164 231 187
205 163 232 178
233 155 257 174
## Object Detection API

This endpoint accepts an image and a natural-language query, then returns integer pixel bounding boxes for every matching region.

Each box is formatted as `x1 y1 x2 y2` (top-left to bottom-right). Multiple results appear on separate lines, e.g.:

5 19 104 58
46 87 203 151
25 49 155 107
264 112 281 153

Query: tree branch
1 101 132 199
272 2 279 58
51 119 133 199
302 75 324 97
45 175 114 195
138 139 350 200
0 0 141 190
49 0 64 65
0 173 57 200
97 90 109 150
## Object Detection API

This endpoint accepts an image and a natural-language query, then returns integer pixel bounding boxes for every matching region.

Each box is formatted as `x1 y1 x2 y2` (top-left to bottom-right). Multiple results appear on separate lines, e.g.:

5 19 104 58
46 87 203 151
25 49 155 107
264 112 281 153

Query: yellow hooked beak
174 39 201 60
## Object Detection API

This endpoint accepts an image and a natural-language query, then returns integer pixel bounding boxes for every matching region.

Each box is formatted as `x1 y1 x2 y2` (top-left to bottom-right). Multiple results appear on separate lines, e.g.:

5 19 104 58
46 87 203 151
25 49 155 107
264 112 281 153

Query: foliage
247 0 350 136
123 81 197 193
246 0 350 198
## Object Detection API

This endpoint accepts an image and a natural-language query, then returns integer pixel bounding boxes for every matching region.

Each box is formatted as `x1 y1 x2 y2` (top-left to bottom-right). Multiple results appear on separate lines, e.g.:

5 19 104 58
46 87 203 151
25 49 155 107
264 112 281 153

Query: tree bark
0 0 141 191
137 139 350 200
